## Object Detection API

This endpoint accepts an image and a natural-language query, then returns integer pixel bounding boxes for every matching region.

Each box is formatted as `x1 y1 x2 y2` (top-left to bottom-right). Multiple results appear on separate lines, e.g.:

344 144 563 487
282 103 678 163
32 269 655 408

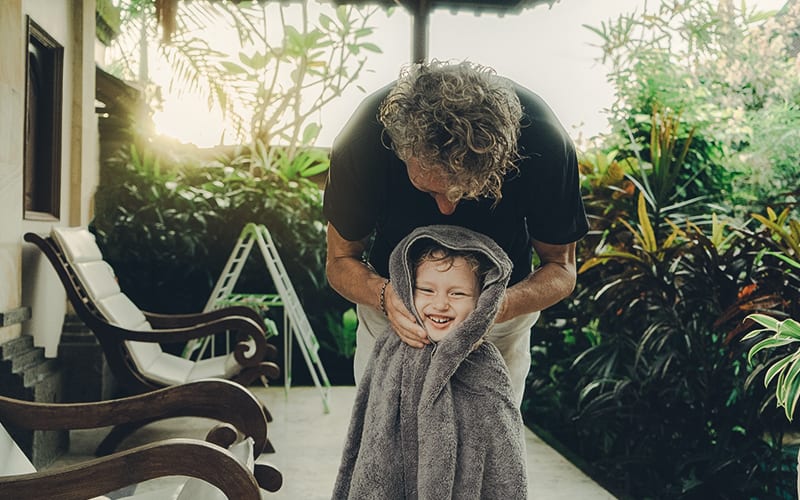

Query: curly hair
411 242 491 289
379 60 523 203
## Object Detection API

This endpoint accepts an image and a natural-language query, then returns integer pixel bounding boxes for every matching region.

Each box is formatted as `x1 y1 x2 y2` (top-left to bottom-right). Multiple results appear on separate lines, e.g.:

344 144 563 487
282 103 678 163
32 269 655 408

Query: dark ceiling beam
411 0 430 63
332 0 558 63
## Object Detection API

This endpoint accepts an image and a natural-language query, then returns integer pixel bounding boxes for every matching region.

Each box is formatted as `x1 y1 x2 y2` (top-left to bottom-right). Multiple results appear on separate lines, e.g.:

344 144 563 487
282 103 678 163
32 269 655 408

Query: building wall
1 0 98 355
0 0 27 345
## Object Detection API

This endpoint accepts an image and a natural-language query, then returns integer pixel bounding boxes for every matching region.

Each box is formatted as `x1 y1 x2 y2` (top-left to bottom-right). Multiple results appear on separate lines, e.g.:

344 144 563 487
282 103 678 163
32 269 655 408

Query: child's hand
385 283 429 347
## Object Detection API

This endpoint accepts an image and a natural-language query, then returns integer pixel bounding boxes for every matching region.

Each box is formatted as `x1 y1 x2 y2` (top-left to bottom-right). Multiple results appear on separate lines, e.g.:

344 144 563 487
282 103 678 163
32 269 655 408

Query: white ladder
205 223 331 413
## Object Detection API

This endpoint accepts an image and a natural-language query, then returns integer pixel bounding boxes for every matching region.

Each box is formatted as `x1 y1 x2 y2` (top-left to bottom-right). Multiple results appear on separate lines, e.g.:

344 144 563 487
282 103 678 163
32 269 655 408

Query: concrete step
0 337 68 470
0 335 35 360
22 358 61 388
9 345 46 374
61 316 92 334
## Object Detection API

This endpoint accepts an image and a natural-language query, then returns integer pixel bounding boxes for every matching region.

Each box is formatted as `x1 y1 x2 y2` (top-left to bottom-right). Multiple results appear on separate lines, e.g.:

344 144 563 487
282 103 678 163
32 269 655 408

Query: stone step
61 316 92 334
23 358 61 388
0 336 69 470
13 370 68 469
0 335 35 360
9 344 46 374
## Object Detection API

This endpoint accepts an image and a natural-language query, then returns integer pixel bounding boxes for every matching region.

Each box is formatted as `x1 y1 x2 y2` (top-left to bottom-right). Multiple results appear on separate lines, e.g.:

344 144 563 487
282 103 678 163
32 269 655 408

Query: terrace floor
49 385 617 499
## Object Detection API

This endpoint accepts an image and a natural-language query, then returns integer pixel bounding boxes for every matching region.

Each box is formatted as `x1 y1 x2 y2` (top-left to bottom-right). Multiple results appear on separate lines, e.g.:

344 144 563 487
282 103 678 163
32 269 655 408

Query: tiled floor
49 385 617 499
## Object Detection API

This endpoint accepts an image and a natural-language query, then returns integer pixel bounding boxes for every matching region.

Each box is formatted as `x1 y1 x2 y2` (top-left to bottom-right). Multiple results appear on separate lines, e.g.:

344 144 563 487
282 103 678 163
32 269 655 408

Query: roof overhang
331 0 560 62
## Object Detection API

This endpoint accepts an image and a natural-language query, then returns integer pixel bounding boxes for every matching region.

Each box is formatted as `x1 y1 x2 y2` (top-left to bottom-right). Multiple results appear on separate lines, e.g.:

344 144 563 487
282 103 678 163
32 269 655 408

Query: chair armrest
143 308 278 361
104 316 271 367
0 379 270 456
144 305 265 330
0 438 261 500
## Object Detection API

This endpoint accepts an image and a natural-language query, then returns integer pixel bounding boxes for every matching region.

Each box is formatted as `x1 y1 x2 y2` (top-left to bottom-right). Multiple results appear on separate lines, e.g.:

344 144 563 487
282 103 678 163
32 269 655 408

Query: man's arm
494 239 577 323
325 223 429 347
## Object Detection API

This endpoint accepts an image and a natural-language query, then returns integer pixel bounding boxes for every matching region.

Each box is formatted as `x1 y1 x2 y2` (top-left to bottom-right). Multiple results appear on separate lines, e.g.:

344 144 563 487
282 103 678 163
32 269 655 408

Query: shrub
92 143 355 382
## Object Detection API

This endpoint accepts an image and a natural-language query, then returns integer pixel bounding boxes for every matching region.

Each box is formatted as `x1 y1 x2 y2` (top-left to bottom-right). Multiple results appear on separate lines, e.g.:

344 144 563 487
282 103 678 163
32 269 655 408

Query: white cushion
73 261 121 301
135 351 195 385
187 354 238 381
96 294 150 330
52 227 104 263
0 425 36 476
125 339 163 373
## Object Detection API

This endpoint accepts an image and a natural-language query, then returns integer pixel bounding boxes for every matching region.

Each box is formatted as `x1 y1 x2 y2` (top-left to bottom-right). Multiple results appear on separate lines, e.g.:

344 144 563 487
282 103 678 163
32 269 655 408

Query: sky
151 0 787 149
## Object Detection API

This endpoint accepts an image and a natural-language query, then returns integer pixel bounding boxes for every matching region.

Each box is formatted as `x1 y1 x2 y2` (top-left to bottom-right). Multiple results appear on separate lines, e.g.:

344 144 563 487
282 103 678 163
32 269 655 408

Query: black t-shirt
323 81 589 286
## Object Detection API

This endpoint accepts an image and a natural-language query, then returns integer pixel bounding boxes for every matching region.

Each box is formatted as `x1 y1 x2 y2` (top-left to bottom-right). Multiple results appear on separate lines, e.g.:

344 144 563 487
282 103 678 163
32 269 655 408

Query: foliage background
93 0 383 384
525 1 800 497
92 0 800 497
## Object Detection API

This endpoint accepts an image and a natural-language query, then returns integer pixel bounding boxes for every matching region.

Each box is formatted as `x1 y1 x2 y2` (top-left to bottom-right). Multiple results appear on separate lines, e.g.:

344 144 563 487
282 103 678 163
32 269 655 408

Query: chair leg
262 403 273 422
95 419 154 456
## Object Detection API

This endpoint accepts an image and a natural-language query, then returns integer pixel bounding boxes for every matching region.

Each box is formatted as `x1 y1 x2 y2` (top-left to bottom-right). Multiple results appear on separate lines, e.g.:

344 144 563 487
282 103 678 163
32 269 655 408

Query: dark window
24 16 63 220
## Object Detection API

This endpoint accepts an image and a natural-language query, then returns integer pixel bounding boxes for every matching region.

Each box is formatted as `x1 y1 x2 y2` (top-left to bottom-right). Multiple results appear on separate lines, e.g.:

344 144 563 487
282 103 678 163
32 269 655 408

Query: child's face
413 256 480 342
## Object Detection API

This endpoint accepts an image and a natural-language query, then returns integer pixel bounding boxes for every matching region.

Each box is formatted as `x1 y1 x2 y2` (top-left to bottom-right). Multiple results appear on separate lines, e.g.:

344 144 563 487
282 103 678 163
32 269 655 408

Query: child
411 243 487 343
333 225 528 500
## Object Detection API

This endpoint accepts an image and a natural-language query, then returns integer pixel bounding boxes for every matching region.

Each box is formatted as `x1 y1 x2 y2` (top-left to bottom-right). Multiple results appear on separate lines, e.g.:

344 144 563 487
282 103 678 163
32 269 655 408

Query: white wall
0 0 98 355
0 0 26 345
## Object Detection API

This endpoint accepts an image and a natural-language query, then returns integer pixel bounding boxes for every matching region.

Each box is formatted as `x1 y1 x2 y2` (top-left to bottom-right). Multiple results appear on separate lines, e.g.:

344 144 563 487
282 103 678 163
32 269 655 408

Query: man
323 60 588 405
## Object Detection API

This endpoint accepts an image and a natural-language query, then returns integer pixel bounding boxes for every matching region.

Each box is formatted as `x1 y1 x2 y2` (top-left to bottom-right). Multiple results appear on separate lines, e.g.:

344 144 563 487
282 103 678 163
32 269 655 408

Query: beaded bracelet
379 279 390 316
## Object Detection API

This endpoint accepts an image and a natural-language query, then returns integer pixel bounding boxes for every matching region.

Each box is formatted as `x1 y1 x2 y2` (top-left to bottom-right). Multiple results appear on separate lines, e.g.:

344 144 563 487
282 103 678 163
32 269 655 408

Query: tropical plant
90 143 360 376
527 192 799 498
525 1 800 497
586 0 800 217
744 311 800 421
106 0 383 151
324 307 358 360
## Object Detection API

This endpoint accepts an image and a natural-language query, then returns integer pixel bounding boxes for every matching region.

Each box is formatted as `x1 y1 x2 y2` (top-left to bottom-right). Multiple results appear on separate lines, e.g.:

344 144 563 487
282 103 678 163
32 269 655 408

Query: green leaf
780 319 800 339
359 42 382 53
745 313 781 331
764 251 800 270
318 13 334 30
763 355 795 387
301 123 321 145
336 5 349 26
342 307 358 330
776 352 800 412
219 60 248 74
785 366 800 420
637 191 657 252
741 327 770 342
299 163 329 178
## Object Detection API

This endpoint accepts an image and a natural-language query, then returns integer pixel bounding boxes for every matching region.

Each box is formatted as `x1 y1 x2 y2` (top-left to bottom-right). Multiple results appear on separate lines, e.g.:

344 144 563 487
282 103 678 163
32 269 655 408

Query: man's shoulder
511 83 567 131
331 82 395 153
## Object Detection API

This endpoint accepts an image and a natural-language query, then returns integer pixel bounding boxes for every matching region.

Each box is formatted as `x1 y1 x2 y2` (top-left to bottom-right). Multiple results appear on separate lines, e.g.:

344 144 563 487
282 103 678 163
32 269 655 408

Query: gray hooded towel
332 225 528 500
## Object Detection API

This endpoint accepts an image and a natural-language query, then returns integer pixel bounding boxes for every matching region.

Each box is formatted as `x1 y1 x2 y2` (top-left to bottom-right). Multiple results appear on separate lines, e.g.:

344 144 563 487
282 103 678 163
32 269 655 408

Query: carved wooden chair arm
144 305 265 330
0 438 262 500
102 316 271 367
145 306 279 361
0 379 269 456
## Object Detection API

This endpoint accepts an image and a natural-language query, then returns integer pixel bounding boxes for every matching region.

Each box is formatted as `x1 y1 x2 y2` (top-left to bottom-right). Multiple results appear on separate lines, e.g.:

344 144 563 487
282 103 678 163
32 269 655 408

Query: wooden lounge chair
0 379 283 499
24 228 281 454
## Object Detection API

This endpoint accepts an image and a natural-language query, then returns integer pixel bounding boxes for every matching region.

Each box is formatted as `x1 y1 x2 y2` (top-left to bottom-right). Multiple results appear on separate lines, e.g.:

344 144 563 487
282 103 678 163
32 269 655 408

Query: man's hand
326 223 428 348
384 283 429 348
